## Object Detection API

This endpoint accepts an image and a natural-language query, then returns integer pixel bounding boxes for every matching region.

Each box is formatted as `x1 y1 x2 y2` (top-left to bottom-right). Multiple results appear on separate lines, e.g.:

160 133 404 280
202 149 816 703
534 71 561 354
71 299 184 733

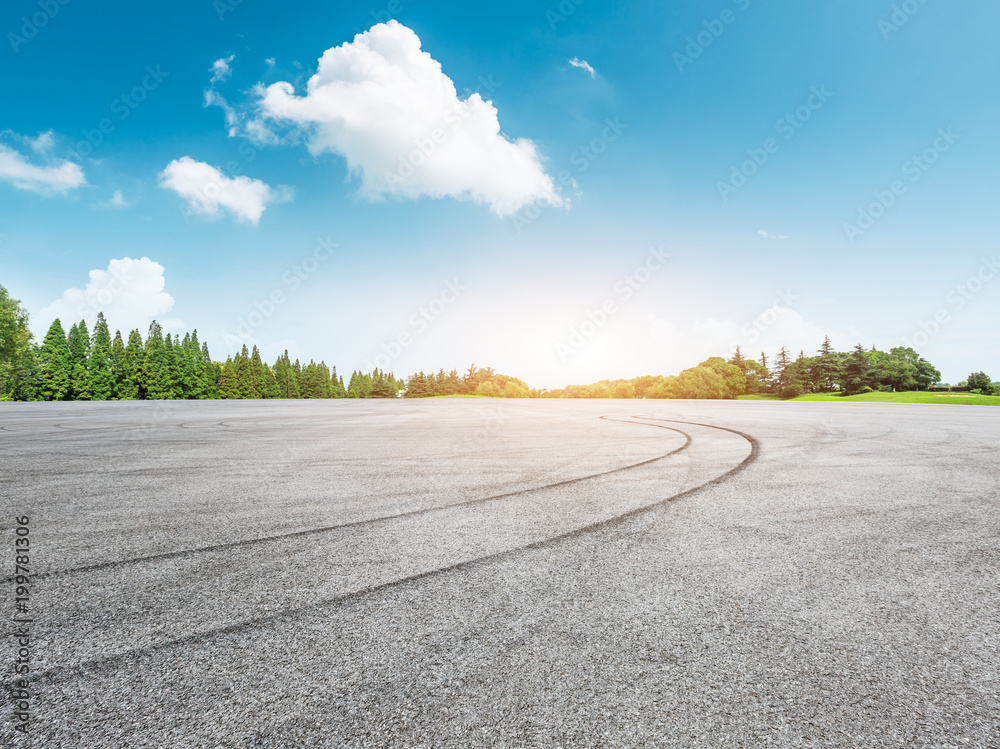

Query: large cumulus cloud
251 21 564 216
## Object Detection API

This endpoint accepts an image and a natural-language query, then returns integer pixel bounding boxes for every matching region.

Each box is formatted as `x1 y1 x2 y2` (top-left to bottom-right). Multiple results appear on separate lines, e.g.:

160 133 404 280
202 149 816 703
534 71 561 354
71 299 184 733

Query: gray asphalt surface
1 399 997 748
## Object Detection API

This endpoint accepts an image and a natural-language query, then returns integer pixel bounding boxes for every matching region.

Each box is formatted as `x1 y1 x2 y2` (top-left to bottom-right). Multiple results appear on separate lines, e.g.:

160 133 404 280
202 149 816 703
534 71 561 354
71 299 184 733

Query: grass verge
738 391 1000 406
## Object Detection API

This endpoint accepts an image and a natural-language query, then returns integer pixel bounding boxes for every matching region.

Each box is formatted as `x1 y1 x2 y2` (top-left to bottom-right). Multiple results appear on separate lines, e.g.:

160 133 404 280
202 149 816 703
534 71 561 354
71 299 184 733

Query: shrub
966 372 994 394
779 383 804 399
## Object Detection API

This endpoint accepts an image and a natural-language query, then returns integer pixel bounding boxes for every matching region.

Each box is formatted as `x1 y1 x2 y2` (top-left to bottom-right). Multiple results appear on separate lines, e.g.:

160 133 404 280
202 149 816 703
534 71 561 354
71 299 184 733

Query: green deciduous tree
698 357 746 398
652 365 730 399
0 284 35 400
967 371 995 394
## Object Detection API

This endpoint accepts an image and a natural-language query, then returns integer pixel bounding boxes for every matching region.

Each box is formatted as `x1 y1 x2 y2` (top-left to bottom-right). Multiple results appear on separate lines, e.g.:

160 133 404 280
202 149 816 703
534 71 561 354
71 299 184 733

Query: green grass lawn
738 391 1000 406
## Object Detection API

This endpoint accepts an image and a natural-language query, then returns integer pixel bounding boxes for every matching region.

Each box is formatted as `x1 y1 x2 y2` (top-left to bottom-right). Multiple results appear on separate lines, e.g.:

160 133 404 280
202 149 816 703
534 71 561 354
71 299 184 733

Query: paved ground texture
1 399 998 748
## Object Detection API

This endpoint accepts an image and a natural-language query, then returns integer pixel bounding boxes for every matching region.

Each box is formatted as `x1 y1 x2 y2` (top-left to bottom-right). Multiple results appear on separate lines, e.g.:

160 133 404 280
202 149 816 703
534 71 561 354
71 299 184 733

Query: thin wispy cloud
211 55 235 83
0 140 86 195
758 230 788 240
204 56 241 135
31 130 55 155
568 57 597 79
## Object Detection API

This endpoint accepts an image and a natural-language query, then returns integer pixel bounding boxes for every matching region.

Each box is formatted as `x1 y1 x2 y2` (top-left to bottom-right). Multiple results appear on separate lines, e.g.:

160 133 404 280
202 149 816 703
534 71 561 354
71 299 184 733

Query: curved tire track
10 416 757 689
7 419 689 583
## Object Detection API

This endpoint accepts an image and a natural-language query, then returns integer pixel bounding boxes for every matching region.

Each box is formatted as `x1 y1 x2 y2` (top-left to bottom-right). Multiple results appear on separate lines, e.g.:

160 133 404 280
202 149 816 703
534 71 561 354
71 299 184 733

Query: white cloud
204 89 240 135
31 130 55 154
758 229 788 240
211 55 235 83
568 58 597 79
0 143 85 195
205 57 241 135
250 21 564 216
101 189 128 208
158 156 290 224
37 257 177 335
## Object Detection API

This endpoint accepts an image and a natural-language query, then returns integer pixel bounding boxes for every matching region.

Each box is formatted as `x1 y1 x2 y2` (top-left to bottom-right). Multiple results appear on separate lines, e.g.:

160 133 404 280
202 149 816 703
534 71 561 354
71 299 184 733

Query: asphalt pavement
1 399 997 747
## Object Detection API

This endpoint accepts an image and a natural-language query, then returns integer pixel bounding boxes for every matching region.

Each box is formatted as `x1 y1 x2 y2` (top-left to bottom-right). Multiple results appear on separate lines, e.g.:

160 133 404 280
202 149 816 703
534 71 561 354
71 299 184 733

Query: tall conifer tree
67 320 92 400
88 313 115 400
38 319 71 401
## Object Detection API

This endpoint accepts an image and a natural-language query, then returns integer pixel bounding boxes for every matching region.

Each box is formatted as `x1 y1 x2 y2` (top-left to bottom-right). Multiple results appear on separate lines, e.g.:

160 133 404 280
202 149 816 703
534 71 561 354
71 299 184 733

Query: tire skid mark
7 420 690 584
7 417 758 689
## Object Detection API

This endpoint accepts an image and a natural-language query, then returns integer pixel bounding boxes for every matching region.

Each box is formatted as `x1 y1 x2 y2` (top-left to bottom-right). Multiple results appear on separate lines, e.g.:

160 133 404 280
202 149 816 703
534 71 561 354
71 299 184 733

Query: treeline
545 339 945 399
0 309 402 402
403 365 532 398
1 285 992 403
398 340 952 400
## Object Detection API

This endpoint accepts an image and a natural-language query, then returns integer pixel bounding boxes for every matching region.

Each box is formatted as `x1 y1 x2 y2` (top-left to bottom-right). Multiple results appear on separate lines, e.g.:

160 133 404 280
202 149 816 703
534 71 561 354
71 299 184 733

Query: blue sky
1 0 997 387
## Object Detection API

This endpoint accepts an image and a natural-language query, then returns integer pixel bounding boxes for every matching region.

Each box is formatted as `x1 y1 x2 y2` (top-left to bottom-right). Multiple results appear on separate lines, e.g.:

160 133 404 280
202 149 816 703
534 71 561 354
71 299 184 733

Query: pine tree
88 313 115 400
844 344 874 395
38 319 71 401
272 351 301 399
819 335 834 357
120 329 145 399
206 360 222 398
198 339 219 398
347 369 373 398
233 345 257 399
250 346 278 398
330 366 346 398
218 358 240 399
729 345 746 370
143 321 176 400
166 334 184 398
405 371 430 398
815 335 842 391
301 360 328 399
370 373 396 398
775 346 790 371
176 332 197 399
109 330 126 399
67 320 92 400
317 361 333 398
445 369 462 395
